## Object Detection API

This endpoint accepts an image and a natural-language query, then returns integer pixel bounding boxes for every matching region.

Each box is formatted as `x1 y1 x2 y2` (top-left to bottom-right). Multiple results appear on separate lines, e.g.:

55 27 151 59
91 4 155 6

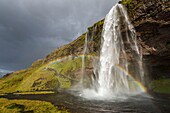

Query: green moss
6 103 25 111
0 64 44 93
121 0 133 5
49 57 82 75
13 91 55 95
17 70 54 91
149 79 170 94
96 19 104 26
0 67 57 93
0 73 27 93
0 55 94 93
0 98 69 113
88 19 104 31
57 77 71 88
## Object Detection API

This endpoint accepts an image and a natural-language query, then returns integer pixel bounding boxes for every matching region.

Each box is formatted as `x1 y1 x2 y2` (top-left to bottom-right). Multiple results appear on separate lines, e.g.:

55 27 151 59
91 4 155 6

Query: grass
88 19 104 31
0 11 100 93
121 0 133 5
0 70 33 93
0 55 93 93
45 56 91 88
16 69 57 92
13 91 55 95
149 79 170 94
0 98 69 113
0 64 43 93
48 57 82 75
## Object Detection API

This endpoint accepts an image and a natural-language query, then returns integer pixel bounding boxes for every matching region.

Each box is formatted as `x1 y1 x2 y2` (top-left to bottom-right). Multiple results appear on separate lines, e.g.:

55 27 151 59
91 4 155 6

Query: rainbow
43 54 147 93
115 64 147 93
45 54 96 66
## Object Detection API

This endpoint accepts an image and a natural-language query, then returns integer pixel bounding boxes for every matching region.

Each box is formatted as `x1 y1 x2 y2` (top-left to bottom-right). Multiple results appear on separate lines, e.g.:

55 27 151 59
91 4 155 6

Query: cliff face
0 0 169 94
122 0 170 79
121 0 170 94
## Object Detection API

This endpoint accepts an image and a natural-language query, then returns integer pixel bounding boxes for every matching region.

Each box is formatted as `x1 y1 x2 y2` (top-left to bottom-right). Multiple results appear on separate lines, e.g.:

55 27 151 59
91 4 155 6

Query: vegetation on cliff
0 0 169 94
0 15 104 93
121 0 170 94
0 54 96 93
149 79 170 94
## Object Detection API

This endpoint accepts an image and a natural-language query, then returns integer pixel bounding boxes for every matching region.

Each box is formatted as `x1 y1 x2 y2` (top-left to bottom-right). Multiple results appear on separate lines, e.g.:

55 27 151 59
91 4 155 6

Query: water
78 4 145 99
0 4 169 113
1 92 169 113
80 34 88 85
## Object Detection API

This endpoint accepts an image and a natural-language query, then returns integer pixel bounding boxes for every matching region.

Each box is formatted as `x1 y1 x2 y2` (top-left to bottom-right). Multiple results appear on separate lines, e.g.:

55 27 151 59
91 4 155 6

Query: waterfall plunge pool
1 91 170 113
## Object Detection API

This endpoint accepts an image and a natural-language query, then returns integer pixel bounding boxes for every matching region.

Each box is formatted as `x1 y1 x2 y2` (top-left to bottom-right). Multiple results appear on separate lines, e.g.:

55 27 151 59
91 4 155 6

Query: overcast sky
0 0 118 71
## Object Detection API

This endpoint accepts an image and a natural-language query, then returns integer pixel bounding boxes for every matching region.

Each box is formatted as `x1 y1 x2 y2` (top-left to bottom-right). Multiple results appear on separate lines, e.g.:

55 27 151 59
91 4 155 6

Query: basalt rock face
0 0 169 93
85 0 170 81
122 0 170 80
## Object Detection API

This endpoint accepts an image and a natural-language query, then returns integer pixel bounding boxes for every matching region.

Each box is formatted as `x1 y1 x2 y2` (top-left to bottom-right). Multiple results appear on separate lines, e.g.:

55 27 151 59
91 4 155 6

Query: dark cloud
0 0 118 70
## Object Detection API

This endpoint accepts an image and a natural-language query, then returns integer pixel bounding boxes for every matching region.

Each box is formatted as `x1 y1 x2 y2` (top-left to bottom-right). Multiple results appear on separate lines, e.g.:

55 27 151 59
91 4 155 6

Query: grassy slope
0 58 76 93
0 32 86 93
0 19 103 94
0 0 169 95
0 98 69 113
0 56 92 93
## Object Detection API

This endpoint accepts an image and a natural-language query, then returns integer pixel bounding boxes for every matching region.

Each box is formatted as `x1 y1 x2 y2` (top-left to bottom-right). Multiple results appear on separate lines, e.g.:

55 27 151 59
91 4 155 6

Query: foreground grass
149 79 170 94
13 91 55 95
0 98 69 113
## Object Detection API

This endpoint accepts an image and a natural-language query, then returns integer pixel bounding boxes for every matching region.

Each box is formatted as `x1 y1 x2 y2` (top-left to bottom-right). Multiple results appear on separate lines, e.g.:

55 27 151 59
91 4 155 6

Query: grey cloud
0 0 118 70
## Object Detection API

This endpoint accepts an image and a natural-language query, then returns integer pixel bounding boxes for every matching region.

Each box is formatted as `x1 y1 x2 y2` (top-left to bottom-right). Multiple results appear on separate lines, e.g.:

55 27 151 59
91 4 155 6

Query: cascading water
79 4 145 100
80 34 88 86
97 3 143 97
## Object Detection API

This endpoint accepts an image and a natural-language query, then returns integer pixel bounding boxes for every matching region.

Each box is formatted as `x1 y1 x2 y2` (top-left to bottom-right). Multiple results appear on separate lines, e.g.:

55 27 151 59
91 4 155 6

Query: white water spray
79 4 145 100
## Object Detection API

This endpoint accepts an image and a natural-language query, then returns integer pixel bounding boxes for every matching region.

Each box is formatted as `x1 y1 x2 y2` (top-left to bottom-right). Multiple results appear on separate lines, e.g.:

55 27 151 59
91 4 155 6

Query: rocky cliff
121 0 170 94
0 0 169 94
122 0 170 78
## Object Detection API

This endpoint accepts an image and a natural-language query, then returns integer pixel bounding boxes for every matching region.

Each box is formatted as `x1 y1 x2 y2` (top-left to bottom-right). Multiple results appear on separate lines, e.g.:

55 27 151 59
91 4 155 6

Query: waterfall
96 3 143 96
80 4 145 100
80 34 88 86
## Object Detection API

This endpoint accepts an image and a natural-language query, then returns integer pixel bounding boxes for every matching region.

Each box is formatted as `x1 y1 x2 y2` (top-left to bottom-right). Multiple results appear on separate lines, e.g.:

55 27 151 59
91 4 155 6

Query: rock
0 0 169 94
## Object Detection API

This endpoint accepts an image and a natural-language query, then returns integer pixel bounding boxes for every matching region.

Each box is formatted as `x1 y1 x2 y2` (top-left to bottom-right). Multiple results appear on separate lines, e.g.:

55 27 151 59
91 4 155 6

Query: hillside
0 19 104 93
0 0 169 94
